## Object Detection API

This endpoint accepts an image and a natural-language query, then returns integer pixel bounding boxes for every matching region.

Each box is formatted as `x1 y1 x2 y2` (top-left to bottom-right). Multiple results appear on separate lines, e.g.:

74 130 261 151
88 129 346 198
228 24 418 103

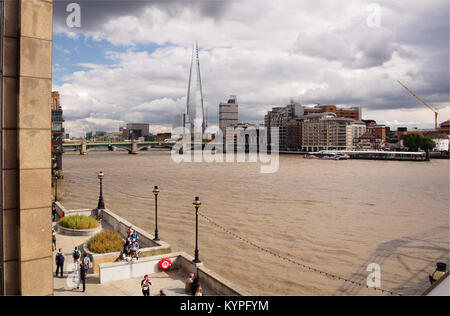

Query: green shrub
59 215 99 230
88 230 123 254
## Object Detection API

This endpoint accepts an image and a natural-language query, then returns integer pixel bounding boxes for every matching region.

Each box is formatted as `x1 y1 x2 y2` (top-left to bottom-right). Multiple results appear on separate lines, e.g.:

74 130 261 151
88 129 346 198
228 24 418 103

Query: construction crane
397 80 439 129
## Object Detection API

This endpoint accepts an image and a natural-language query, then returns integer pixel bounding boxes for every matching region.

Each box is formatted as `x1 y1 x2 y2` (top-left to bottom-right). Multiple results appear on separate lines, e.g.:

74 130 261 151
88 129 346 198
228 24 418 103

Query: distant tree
421 136 436 151
403 133 436 161
421 136 436 161
403 133 423 151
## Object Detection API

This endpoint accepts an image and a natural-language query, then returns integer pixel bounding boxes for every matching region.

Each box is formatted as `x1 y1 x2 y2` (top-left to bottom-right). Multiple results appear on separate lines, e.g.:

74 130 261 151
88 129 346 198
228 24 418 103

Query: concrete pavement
52 220 197 296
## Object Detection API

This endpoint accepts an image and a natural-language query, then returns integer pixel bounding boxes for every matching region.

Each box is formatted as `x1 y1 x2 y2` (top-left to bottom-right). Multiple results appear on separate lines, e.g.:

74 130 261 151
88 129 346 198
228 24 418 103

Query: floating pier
323 150 427 161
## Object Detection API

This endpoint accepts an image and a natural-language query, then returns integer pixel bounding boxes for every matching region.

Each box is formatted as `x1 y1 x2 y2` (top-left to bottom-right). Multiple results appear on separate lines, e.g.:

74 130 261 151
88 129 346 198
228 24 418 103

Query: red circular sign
158 258 172 270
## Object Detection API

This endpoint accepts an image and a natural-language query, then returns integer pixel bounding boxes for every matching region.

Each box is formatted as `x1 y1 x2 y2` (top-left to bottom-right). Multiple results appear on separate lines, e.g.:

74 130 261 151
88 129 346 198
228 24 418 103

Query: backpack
83 257 90 269
73 251 80 260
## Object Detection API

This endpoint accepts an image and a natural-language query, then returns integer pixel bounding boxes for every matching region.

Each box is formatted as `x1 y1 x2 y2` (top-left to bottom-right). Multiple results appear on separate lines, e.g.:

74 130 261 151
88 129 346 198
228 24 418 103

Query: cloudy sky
52 0 449 137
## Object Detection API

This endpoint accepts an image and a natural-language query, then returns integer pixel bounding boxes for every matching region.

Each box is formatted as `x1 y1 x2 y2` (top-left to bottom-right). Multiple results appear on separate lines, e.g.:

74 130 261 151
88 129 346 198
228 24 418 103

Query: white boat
305 152 350 160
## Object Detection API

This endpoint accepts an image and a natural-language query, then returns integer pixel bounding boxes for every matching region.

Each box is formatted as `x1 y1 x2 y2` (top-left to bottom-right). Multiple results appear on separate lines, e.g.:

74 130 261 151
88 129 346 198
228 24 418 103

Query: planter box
56 223 102 237
82 209 172 273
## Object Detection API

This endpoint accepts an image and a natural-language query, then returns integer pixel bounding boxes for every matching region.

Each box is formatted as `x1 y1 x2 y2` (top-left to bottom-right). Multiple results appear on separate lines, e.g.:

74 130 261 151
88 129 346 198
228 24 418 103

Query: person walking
82 254 90 273
195 284 203 296
185 273 194 293
52 228 57 252
55 248 64 278
52 203 57 221
141 275 152 296
79 262 87 292
72 247 81 264
190 277 199 296
127 226 134 236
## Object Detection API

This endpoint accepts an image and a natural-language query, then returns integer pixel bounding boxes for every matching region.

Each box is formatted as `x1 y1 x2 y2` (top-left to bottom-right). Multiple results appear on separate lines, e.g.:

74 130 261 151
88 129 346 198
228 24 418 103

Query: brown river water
59 150 449 296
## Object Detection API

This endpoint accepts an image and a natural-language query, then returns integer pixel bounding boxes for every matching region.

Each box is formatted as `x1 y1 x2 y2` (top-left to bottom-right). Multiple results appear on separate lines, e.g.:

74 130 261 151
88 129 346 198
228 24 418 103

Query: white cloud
53 0 449 137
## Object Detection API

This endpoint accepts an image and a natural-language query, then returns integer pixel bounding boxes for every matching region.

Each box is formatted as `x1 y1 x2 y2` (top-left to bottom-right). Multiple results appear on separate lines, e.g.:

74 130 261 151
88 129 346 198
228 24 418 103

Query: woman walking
141 275 152 296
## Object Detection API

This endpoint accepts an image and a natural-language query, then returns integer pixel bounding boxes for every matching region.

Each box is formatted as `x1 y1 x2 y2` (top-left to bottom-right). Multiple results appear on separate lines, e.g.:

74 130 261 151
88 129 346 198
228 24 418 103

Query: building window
52 134 62 143
52 123 62 131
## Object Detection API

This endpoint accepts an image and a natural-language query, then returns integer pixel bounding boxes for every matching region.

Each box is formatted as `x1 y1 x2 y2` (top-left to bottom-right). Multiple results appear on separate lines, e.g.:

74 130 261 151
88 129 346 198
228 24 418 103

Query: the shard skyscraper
185 42 205 134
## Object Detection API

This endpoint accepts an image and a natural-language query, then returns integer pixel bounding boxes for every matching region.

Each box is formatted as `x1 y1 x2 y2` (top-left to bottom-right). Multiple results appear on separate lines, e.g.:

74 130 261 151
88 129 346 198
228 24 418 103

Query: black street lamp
192 196 201 263
153 186 160 241
52 161 58 202
97 171 105 209
54 172 58 202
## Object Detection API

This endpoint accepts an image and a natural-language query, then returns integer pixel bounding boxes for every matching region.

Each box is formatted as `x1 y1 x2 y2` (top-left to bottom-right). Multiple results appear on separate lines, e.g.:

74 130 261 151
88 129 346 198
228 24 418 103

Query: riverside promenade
51 204 246 296
51 225 191 296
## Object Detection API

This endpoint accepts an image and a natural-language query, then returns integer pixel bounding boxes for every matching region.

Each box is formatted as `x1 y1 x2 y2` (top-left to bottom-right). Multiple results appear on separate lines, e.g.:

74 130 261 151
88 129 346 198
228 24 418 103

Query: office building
121 123 150 140
264 101 305 150
219 95 239 140
172 113 186 132
185 42 205 134
301 113 354 151
286 120 303 151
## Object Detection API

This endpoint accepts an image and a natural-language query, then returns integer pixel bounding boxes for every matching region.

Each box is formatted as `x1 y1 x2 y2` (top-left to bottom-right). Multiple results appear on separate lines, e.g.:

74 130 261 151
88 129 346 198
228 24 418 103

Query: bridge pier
129 140 138 154
80 140 87 155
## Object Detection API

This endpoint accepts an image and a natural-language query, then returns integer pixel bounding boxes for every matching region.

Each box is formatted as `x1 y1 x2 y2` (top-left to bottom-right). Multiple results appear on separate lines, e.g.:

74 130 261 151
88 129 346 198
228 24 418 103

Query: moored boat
304 152 349 160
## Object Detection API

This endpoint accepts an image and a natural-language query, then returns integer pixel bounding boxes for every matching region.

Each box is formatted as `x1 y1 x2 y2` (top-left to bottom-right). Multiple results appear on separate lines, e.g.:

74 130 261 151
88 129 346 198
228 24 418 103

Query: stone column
1 0 54 295
130 139 137 154
81 140 87 155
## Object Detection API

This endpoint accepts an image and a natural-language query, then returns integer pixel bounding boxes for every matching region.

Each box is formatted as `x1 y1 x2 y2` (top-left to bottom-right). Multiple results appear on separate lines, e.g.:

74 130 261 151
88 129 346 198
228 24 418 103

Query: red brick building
437 120 450 135
303 105 361 120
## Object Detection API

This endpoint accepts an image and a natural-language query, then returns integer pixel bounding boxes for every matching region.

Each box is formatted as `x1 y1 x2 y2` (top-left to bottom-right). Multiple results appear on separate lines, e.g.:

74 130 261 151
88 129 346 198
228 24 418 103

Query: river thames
59 150 449 295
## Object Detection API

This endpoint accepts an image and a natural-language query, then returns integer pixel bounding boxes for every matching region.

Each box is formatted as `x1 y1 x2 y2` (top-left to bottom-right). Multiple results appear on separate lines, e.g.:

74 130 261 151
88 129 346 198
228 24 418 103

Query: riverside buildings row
84 124 172 143
265 101 371 151
265 101 449 152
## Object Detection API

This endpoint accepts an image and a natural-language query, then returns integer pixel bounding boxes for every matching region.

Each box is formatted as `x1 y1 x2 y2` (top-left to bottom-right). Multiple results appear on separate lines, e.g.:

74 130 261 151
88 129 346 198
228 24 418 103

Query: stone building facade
1 0 54 295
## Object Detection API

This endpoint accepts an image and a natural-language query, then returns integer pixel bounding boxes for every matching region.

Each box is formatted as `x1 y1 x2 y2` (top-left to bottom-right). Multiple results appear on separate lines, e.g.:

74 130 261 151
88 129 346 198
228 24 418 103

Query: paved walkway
51 220 199 296
53 268 191 296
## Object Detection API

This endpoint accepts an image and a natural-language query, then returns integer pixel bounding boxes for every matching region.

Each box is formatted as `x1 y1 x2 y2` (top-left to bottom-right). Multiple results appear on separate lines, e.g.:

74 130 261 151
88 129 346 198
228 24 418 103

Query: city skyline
52 0 449 137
